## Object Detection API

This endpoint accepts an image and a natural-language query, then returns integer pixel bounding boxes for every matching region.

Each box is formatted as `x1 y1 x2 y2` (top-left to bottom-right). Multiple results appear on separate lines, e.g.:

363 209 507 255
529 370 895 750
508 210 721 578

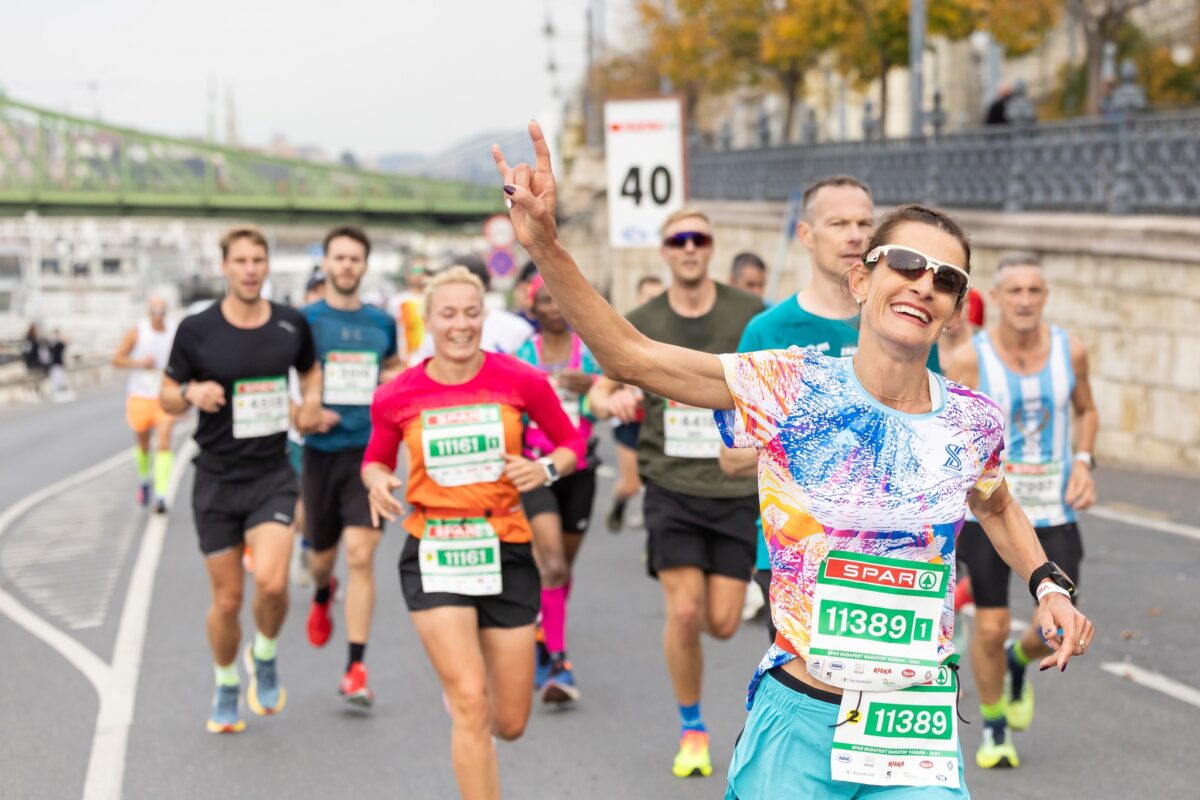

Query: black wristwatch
1028 561 1075 600
178 381 192 407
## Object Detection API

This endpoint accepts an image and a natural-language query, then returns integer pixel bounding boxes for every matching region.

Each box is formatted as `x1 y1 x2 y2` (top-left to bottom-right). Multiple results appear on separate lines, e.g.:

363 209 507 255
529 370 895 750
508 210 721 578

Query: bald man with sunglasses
588 206 764 779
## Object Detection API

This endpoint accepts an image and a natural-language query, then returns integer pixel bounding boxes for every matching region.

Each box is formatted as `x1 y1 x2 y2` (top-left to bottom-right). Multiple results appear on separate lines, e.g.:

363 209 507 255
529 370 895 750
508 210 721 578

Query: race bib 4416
663 400 722 458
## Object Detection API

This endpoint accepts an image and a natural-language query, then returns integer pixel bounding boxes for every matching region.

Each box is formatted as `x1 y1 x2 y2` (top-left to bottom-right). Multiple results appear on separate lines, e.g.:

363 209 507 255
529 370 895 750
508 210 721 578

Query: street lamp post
909 0 926 137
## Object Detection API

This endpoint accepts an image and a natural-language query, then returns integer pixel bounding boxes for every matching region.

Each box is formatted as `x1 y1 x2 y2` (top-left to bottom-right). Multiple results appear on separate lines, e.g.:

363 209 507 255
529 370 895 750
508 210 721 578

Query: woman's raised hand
492 120 558 251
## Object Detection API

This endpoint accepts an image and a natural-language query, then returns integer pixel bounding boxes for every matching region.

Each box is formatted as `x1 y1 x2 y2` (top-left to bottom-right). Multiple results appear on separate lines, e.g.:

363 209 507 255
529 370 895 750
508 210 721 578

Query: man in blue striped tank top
950 252 1099 769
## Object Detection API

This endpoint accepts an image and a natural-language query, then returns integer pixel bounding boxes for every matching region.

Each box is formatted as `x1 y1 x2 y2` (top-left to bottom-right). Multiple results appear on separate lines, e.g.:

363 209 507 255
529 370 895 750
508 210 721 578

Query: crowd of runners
108 120 1099 799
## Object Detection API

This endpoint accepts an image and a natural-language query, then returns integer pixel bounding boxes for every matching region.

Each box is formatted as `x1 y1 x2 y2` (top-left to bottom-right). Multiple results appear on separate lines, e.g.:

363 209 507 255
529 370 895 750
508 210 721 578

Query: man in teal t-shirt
721 176 939 642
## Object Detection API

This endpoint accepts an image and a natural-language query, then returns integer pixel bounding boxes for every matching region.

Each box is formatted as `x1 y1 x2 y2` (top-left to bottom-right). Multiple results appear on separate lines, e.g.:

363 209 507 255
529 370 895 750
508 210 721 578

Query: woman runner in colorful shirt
492 123 1093 798
516 274 603 704
362 266 584 800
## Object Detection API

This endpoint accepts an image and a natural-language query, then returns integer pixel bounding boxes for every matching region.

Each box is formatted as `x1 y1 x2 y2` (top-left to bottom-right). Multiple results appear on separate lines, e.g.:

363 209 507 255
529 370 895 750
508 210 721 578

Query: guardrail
689 109 1200 215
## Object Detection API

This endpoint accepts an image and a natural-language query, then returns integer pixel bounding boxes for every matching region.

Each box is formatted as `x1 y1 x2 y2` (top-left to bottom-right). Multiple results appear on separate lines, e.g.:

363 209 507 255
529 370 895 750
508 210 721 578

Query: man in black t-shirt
162 226 326 734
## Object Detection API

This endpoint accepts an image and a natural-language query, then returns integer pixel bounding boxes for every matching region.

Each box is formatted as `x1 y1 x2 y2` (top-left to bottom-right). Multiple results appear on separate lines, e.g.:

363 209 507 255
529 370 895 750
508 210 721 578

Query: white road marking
1101 662 1200 709
1087 505 1200 543
0 439 197 800
2 480 139 629
595 464 617 479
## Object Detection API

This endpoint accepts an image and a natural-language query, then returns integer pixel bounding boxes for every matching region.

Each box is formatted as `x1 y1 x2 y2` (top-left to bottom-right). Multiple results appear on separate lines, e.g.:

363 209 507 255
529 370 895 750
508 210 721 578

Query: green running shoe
1004 671 1034 731
976 725 1019 769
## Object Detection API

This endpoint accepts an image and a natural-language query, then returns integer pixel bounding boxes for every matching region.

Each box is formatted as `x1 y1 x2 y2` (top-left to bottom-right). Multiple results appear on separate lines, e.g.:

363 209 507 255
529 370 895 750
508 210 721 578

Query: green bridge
0 95 501 225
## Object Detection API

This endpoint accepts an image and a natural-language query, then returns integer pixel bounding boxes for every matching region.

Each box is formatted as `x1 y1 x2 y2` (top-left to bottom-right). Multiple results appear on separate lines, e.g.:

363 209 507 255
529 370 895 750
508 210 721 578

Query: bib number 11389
807 551 948 692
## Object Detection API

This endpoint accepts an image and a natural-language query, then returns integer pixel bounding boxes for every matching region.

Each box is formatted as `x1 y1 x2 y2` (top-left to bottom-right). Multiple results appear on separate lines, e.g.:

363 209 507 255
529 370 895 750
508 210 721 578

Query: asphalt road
1 383 1197 799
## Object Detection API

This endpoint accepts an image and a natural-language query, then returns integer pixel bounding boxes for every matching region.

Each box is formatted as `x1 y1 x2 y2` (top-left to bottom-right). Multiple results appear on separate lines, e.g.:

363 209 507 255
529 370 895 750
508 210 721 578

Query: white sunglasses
865 245 972 298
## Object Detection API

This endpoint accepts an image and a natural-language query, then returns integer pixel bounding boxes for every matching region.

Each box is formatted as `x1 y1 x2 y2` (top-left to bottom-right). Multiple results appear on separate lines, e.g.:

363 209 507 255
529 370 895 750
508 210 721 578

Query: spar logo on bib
426 408 495 427
824 556 942 593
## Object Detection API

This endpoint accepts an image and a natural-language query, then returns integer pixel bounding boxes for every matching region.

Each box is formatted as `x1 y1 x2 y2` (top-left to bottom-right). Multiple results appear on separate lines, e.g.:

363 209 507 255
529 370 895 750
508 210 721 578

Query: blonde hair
219 225 269 259
424 265 486 318
659 206 711 238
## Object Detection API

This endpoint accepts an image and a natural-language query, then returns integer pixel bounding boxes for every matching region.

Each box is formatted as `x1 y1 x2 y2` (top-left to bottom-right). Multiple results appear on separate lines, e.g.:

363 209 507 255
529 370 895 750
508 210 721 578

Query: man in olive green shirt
590 207 763 780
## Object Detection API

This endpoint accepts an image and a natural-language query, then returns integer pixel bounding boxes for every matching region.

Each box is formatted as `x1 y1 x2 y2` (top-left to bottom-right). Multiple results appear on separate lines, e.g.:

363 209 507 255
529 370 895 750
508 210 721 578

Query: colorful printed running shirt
363 352 586 543
739 296 944 570
714 347 1005 705
515 333 602 468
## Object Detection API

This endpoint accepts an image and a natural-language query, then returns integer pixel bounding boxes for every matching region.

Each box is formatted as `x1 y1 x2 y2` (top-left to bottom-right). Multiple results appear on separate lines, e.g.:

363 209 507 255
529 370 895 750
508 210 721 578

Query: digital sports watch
1028 561 1075 600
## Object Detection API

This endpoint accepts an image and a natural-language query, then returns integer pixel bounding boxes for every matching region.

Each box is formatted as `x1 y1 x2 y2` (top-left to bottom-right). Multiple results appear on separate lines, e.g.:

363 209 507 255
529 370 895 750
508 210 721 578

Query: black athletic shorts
643 480 758 581
520 468 597 535
302 446 377 551
957 520 1083 608
192 463 297 556
398 535 540 628
613 421 640 450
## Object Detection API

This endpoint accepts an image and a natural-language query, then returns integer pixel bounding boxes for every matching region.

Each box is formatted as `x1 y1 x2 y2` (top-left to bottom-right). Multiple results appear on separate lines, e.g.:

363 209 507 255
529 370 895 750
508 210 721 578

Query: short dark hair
730 252 766 280
802 175 872 218
323 225 371 259
220 225 269 260
517 260 539 284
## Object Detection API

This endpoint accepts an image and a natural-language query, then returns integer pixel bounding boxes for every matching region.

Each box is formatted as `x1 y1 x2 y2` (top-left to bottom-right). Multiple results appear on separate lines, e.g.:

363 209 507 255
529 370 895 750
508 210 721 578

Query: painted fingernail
1039 664 1051 672
1060 664 1067 673
503 185 516 195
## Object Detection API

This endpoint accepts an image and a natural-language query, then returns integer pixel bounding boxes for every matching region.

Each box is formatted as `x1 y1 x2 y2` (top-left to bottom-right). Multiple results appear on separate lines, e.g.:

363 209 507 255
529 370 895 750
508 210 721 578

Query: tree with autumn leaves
621 0 1061 139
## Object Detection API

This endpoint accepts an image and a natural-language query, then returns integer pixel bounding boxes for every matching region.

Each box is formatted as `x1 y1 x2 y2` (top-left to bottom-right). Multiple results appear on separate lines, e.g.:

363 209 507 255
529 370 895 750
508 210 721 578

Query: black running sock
314 584 332 605
348 642 366 671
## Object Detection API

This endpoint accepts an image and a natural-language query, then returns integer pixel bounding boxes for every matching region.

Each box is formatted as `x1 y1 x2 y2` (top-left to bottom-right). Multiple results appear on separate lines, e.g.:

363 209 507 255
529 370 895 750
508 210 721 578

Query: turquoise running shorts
725 670 970 800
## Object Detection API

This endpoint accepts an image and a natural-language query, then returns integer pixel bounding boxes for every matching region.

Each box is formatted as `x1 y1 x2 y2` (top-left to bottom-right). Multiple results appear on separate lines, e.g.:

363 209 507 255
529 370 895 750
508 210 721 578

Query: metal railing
689 109 1200 215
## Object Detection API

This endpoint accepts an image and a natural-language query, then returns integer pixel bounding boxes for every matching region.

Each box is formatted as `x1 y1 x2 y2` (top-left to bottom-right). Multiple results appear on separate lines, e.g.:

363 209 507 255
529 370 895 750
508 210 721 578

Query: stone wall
559 200 1200 473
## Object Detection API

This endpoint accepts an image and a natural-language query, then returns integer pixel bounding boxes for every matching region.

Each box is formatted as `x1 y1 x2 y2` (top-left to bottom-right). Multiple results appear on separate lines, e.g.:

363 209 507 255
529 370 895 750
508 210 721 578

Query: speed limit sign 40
604 97 686 249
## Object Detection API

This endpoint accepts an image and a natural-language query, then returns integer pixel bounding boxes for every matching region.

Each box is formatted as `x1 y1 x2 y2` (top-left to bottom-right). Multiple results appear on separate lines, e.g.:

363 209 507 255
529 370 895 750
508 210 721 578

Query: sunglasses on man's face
662 231 714 249
865 245 971 298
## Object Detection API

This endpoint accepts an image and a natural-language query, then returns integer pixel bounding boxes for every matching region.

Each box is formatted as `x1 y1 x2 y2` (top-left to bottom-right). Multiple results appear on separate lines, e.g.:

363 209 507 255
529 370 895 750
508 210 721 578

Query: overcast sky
1 0 637 158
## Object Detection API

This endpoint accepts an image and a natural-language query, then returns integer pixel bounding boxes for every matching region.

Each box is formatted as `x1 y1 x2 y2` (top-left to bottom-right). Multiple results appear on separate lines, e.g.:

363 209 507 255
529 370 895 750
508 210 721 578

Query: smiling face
992 264 1048 335
222 237 269 304
323 235 368 297
426 281 484 362
659 215 714 289
850 221 967 353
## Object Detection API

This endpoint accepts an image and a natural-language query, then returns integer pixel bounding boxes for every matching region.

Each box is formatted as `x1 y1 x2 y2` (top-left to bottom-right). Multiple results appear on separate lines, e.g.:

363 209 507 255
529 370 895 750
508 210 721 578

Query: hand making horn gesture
492 121 558 252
